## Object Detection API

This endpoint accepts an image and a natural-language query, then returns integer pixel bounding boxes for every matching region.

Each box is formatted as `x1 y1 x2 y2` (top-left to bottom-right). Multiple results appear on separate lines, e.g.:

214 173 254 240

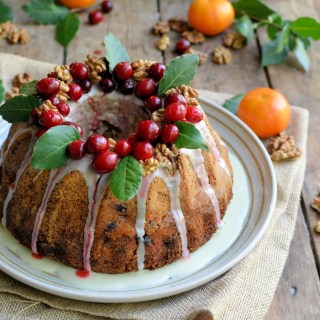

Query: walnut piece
168 16 191 33
131 59 156 81
154 144 178 176
156 34 170 51
182 30 205 44
316 221 320 234
151 21 170 35
184 48 208 66
267 134 302 161
12 73 32 89
34 100 57 116
7 28 29 44
151 108 169 126
5 87 19 100
85 55 107 83
223 31 246 50
311 195 320 213
165 85 199 105
0 21 15 39
56 80 70 102
212 45 232 64
139 158 160 176
107 138 116 151
54 65 73 84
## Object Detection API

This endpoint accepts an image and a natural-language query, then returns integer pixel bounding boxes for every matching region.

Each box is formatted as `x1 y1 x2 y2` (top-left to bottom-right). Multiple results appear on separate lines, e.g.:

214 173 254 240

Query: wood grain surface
0 0 320 319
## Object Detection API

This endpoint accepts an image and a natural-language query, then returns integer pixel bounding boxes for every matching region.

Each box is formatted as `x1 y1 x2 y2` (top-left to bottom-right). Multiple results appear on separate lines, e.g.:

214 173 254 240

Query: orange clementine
59 0 96 9
188 0 235 36
237 88 291 139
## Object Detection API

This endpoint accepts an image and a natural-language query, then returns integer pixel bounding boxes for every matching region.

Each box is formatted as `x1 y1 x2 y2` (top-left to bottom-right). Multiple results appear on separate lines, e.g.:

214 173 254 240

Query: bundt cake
0 34 233 275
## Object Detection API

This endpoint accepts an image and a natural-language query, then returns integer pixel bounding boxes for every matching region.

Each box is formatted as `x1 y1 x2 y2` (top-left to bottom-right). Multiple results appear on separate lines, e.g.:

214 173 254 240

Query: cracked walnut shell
212 46 232 64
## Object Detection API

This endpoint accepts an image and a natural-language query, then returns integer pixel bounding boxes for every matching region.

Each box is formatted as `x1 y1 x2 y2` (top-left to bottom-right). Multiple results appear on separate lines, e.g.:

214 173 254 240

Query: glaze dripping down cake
0 36 233 275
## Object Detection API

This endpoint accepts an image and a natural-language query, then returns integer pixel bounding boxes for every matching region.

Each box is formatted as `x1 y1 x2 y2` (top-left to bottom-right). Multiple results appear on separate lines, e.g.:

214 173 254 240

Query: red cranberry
48 96 60 106
114 62 133 81
137 120 159 141
78 79 92 93
186 106 204 124
56 101 70 117
161 124 179 143
145 95 162 111
101 0 113 13
92 151 119 173
47 72 58 79
35 129 47 140
63 121 83 137
118 79 134 95
86 134 108 154
36 78 60 97
132 141 154 161
68 83 82 101
175 39 191 54
135 78 155 99
165 93 187 107
128 133 137 145
68 139 87 160
100 78 116 93
29 109 39 125
164 103 187 122
39 110 63 129
89 10 103 25
114 139 131 157
148 63 165 81
70 62 89 80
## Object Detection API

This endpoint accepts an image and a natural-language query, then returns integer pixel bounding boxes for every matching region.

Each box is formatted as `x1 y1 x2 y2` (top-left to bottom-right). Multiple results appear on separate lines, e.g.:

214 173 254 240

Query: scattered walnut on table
212 45 232 65
7 28 30 44
156 34 170 51
5 73 33 99
184 48 208 66
151 21 170 35
315 221 320 234
311 194 320 214
223 31 246 50
182 30 205 44
168 16 191 33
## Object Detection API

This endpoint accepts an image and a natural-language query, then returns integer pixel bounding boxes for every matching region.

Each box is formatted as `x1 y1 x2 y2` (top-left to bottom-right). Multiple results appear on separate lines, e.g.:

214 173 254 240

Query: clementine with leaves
237 88 291 139
60 0 96 9
188 0 235 36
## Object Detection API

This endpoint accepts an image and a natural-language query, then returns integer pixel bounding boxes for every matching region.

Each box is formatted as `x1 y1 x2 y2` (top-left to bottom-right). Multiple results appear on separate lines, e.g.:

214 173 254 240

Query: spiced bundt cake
0 36 233 275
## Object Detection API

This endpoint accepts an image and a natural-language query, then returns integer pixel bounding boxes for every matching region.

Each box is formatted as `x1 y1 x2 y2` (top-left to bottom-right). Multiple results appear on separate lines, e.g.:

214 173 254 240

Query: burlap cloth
0 53 308 320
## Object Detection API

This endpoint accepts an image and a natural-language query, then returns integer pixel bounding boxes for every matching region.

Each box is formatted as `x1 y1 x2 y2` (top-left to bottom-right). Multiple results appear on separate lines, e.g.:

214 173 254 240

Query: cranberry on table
185 106 204 124
114 139 131 157
39 110 63 129
145 95 162 111
86 134 109 154
92 151 119 173
132 141 154 161
68 83 83 101
35 129 47 140
63 121 84 137
148 62 166 81
69 139 87 160
36 78 60 97
101 0 113 13
137 120 159 141
164 103 187 122
175 39 191 54
70 62 89 80
164 93 187 107
48 96 60 106
114 62 133 81
78 79 92 93
128 132 137 145
161 124 179 143
135 78 155 99
56 101 70 117
118 79 134 95
89 10 104 25
100 78 116 93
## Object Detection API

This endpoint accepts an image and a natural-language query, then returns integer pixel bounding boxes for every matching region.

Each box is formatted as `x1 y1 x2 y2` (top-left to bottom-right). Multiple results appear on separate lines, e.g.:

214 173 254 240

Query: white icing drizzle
182 149 223 228
1 129 36 227
83 173 109 272
196 121 231 178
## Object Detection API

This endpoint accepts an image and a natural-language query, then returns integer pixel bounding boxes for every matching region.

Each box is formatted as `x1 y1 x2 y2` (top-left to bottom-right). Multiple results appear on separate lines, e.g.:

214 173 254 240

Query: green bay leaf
19 80 38 95
31 125 80 170
262 37 288 67
22 0 69 25
232 0 275 20
291 17 320 41
55 13 80 50
104 32 129 72
0 80 5 103
276 22 291 53
235 15 254 42
223 93 245 115
110 155 142 201
0 95 41 123
174 121 209 151
158 54 198 96
293 38 310 72
0 0 13 23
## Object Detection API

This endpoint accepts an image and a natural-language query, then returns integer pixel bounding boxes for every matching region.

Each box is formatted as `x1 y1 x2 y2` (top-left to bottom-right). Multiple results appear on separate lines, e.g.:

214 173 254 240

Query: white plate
0 97 276 302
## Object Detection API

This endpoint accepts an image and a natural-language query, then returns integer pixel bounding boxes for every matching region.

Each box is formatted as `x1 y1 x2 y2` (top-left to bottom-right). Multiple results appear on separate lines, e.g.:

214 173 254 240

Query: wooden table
1 0 320 318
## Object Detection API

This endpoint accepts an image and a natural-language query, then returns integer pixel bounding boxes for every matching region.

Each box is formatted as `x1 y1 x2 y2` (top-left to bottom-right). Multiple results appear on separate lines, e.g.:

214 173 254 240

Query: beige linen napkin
0 54 308 320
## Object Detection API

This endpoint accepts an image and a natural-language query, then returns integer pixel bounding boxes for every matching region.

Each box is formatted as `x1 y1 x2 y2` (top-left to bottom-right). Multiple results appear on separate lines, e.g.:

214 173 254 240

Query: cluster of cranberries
89 0 113 25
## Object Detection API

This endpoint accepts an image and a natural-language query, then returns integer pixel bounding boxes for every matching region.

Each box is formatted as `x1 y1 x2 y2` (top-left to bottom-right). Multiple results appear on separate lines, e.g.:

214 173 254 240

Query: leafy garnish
223 94 245 115
235 15 254 42
110 155 142 201
55 13 80 50
0 0 13 23
291 17 320 41
262 36 289 67
0 95 40 123
158 54 199 96
31 125 80 170
19 80 38 96
104 32 129 72
22 0 69 25
232 0 275 20
0 80 5 103
293 38 310 72
174 121 209 151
